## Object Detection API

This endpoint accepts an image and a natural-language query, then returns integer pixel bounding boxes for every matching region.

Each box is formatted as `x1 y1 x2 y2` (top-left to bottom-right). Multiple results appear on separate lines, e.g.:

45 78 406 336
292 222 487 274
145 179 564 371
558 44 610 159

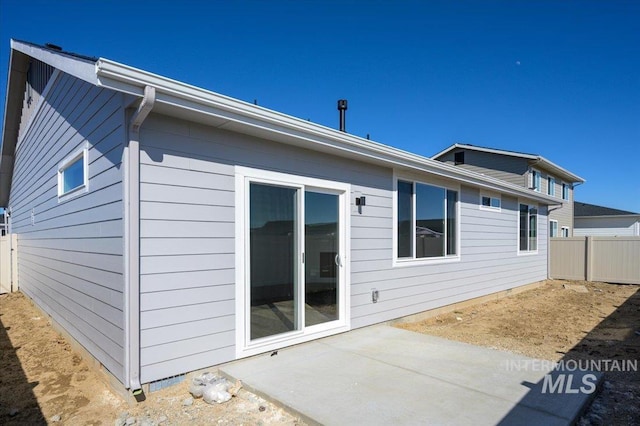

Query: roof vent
337 99 348 132
45 43 63 51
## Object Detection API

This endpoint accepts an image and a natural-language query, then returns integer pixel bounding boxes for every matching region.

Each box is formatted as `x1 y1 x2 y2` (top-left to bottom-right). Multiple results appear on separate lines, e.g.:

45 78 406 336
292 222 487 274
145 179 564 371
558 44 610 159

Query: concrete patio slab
221 325 601 425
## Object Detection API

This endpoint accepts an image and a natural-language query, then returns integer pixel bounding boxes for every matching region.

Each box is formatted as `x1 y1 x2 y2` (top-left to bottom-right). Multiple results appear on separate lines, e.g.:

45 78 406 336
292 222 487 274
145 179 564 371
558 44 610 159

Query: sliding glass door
247 181 345 343
249 183 299 340
304 190 339 327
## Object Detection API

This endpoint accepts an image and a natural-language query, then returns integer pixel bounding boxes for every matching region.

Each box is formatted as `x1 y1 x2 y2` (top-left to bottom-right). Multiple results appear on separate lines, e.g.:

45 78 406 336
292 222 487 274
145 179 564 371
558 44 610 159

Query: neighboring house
432 143 585 238
1 40 559 395
574 201 640 236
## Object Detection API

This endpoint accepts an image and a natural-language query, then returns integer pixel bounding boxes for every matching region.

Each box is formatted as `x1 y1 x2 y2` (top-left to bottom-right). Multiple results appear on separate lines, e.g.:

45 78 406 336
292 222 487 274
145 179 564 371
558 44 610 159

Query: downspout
125 86 155 395
547 203 563 281
571 181 584 235
6 208 13 292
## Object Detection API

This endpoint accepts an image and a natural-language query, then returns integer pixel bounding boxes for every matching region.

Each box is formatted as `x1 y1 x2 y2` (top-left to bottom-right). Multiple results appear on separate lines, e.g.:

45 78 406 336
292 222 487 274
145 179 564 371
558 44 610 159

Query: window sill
58 184 88 203
394 255 460 267
479 206 501 212
517 250 539 256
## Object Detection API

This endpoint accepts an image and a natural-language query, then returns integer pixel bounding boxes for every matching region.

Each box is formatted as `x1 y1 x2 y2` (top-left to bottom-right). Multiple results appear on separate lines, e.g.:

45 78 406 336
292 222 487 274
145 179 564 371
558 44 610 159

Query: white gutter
124 86 155 394
94 59 559 206
530 158 585 184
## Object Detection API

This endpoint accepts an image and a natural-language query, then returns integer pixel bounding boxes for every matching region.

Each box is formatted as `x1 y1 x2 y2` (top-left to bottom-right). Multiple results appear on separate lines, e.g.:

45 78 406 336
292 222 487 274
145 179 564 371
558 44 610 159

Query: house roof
432 143 585 184
574 201 639 217
2 40 563 207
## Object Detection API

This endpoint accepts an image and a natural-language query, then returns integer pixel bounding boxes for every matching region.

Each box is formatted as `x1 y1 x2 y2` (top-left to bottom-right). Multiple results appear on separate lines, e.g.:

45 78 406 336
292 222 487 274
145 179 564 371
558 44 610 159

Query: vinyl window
531 170 541 192
397 180 458 260
519 203 538 252
547 177 556 196
480 194 501 211
58 147 88 200
550 220 558 237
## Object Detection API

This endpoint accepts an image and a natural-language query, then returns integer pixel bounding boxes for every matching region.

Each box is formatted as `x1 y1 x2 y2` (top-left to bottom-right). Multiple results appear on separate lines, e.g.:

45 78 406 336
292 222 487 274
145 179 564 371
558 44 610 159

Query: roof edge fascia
530 157 585 184
10 39 99 86
432 143 538 161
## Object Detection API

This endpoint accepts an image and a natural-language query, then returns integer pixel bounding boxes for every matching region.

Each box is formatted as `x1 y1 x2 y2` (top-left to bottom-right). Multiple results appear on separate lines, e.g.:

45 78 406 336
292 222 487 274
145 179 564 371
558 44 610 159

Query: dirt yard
2 281 638 425
396 279 640 426
0 292 304 425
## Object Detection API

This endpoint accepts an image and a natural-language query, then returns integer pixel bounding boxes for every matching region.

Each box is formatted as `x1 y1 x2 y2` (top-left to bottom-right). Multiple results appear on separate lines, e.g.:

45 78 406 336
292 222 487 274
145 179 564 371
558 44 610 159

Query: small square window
561 227 570 237
454 151 465 165
480 194 501 210
58 147 88 200
62 157 84 193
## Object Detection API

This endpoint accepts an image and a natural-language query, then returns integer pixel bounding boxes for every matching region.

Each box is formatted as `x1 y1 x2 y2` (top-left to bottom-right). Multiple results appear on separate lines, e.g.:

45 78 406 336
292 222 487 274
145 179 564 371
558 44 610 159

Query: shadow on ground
499 287 640 425
0 296 45 424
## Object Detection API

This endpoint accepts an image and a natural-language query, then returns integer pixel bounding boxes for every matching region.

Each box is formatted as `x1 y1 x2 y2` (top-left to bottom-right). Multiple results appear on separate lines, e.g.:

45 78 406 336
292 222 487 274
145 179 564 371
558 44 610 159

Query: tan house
432 144 585 237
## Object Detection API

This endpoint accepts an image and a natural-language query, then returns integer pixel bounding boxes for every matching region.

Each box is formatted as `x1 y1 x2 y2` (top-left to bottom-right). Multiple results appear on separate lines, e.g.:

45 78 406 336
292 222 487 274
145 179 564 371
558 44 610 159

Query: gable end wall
8 71 127 382
437 149 528 186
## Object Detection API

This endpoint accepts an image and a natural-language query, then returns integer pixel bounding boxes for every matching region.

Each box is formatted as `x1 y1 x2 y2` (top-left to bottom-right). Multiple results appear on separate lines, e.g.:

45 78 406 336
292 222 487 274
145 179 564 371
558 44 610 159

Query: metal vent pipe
337 99 348 132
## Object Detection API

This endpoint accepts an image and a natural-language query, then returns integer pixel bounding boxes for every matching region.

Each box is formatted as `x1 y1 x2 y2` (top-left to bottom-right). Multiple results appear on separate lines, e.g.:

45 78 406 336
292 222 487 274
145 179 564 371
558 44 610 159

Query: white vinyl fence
550 236 640 285
0 234 17 293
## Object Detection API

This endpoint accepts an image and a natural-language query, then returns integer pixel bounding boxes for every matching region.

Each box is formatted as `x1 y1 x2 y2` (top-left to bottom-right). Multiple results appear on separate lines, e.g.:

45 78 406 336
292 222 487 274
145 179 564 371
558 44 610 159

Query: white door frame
234 166 351 358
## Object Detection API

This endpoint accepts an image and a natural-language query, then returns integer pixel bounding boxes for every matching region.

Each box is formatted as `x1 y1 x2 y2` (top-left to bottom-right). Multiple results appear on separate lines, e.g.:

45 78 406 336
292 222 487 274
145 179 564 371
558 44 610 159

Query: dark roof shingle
574 201 638 217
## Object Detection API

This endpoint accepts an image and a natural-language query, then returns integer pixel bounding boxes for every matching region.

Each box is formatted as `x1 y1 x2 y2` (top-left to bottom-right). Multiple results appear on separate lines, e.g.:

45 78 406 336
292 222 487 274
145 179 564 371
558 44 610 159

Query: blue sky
1 0 639 212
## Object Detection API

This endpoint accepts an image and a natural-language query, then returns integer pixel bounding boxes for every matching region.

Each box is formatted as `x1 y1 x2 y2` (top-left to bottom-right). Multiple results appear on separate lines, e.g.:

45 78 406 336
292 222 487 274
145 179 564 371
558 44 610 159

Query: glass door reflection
249 183 298 340
304 191 339 327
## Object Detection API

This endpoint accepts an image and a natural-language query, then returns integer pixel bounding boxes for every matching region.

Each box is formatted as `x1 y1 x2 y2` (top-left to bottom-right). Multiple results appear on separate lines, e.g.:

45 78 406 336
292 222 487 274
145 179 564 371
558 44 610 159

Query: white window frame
561 182 570 200
393 174 461 266
517 201 539 255
234 166 351 358
547 177 556 196
479 192 501 211
530 169 541 192
561 226 570 238
550 220 558 237
57 145 89 202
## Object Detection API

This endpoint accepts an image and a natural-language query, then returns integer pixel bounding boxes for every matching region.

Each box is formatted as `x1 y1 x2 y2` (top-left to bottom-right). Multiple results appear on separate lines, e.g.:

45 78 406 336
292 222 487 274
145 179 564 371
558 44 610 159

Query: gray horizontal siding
437 149 528 186
138 113 549 384
18 59 55 139
350 192 548 324
8 71 126 382
138 113 393 383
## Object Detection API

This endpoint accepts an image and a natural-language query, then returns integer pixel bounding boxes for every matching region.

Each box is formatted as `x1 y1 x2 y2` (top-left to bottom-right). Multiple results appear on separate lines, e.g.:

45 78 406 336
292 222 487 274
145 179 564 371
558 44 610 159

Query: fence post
585 236 592 282
11 234 18 292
